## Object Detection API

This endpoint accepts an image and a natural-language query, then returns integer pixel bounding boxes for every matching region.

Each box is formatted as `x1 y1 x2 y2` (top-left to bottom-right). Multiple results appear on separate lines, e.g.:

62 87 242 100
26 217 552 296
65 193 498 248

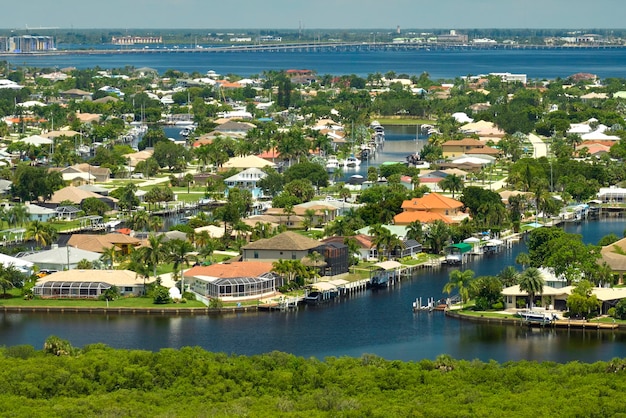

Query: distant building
111 36 162 45
0 35 55 53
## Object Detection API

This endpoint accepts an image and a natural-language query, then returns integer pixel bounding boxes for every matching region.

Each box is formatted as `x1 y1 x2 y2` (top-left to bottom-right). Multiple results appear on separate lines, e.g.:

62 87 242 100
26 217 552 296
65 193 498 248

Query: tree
518 267 545 309
141 234 168 279
566 279 601 318
498 266 519 287
471 275 503 310
12 165 64 203
515 252 531 270
153 141 187 172
406 220 424 242
25 221 57 247
424 220 450 254
166 238 195 291
81 197 110 217
439 174 464 198
443 269 475 307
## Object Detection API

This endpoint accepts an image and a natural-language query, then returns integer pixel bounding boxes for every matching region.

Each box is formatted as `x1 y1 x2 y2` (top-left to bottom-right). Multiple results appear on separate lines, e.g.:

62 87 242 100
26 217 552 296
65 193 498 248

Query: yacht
345 155 361 167
326 156 342 171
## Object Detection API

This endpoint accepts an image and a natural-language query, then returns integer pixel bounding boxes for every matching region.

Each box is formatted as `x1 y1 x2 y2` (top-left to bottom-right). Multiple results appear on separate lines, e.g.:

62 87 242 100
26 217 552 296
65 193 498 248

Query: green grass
0 294 206 308
458 310 518 319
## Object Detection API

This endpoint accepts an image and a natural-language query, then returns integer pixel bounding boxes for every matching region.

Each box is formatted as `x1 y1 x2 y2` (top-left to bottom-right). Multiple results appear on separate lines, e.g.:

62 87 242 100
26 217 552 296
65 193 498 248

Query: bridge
1 41 624 57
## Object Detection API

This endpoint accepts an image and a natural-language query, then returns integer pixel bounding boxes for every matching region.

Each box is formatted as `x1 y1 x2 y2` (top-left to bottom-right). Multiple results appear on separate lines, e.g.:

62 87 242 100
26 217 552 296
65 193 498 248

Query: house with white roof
224 167 267 199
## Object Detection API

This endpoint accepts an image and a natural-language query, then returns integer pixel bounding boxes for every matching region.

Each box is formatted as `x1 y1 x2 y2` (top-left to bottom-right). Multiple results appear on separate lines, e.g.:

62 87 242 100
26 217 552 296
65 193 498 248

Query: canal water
1 218 625 363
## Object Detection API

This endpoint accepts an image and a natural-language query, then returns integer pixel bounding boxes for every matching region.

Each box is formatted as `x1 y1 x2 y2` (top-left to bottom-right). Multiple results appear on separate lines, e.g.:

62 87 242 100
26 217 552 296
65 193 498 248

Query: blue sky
2 0 624 30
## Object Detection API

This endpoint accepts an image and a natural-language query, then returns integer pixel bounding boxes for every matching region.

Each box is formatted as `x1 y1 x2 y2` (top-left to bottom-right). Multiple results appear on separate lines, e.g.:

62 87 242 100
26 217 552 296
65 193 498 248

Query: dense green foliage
1 342 626 416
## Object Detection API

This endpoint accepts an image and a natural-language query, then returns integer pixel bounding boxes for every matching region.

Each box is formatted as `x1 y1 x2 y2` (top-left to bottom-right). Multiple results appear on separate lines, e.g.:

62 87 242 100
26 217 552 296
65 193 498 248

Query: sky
2 0 624 30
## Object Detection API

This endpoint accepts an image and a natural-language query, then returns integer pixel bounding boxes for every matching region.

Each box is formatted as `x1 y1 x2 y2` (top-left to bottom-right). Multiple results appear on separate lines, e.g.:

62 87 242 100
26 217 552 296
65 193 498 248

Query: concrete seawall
0 305 259 316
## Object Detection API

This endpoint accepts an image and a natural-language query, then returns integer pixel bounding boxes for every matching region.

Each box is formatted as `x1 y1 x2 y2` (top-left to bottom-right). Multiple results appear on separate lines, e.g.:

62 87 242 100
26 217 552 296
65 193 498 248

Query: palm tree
131 210 150 233
25 221 55 247
369 224 391 261
497 266 519 288
166 238 196 290
100 246 117 269
518 267 545 309
148 216 163 233
424 220 450 255
443 269 475 308
142 234 168 279
439 174 464 198
303 208 316 231
406 220 424 242
8 204 29 227
515 252 531 270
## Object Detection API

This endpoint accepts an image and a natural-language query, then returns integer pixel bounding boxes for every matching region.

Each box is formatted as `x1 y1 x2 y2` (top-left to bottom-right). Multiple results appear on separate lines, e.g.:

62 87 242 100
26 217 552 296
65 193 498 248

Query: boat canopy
447 243 472 253
373 260 402 271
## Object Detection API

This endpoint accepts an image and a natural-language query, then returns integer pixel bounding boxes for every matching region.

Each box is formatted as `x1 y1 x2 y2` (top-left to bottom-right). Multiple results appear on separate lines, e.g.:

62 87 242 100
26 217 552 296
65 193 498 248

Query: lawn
0 293 206 309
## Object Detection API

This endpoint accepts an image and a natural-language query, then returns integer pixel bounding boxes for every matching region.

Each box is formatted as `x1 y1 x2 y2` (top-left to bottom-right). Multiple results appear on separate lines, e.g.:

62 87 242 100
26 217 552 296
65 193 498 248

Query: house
460 120 506 142
242 231 322 262
214 121 256 135
67 233 142 255
221 155 275 171
224 167 267 199
0 253 34 275
394 193 467 225
241 231 349 277
322 234 375 262
60 89 93 100
33 269 153 299
55 205 81 221
47 186 117 209
599 237 626 283
19 245 102 271
184 261 278 301
441 138 486 158
26 203 56 222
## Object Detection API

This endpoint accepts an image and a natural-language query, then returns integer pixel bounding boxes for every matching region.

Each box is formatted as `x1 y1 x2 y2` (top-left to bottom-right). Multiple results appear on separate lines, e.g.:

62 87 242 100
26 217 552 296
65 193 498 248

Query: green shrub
492 302 504 310
607 307 617 318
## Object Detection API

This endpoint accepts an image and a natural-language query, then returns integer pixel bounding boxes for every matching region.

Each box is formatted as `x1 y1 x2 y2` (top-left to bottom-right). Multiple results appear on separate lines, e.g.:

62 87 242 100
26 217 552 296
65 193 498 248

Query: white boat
519 311 554 324
326 156 342 170
345 155 361 167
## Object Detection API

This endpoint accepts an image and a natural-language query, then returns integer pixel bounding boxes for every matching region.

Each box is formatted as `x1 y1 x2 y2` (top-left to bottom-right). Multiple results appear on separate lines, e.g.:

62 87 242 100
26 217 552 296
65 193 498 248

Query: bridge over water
1 42 624 57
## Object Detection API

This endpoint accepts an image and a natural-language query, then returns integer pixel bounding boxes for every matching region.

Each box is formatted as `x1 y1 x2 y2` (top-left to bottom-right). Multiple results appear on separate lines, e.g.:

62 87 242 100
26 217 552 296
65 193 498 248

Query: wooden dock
553 320 619 330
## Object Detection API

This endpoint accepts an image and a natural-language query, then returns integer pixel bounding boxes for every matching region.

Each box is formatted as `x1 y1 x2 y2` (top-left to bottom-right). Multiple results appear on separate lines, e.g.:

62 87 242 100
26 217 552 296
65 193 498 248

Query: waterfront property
395 193 468 225
242 231 349 278
33 270 152 299
18 245 102 271
185 261 278 302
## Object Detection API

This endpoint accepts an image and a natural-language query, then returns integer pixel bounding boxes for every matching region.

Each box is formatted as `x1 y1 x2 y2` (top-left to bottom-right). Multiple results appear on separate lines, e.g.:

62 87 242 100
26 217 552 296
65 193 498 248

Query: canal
1 218 625 363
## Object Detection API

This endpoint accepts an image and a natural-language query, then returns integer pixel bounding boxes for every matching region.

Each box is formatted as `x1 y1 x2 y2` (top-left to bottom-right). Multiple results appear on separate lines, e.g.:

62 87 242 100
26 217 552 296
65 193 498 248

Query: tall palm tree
25 221 55 247
443 269 475 308
148 216 164 233
166 238 196 291
497 266 519 288
100 246 117 269
8 204 29 227
439 174 464 198
518 267 545 309
369 224 391 261
515 252 531 270
406 220 424 242
131 210 150 233
142 234 168 279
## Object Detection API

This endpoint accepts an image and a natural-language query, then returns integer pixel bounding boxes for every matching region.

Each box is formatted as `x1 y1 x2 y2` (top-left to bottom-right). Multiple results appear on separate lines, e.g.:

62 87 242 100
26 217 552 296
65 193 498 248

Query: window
125 287 133 292
254 251 259 259
291 252 296 260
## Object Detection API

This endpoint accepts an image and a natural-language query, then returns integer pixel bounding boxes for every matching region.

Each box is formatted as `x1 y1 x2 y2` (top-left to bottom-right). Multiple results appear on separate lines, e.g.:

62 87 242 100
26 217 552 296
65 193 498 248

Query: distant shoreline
1 42 625 58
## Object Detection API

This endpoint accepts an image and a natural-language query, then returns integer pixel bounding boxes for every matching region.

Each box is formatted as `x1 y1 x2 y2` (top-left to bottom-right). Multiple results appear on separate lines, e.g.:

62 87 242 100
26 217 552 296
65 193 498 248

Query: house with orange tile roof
184 261 278 301
394 192 468 225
